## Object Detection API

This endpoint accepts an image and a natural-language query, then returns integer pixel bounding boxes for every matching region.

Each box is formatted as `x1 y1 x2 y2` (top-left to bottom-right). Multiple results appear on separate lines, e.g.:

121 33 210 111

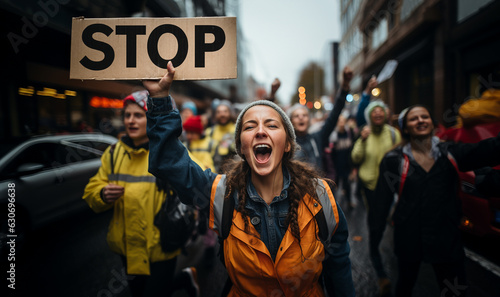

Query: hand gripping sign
70 17 237 80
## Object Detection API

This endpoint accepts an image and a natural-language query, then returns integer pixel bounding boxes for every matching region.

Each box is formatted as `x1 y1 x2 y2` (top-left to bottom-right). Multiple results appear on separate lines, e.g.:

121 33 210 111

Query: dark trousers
363 186 387 278
395 259 468 297
121 256 177 297
335 173 352 204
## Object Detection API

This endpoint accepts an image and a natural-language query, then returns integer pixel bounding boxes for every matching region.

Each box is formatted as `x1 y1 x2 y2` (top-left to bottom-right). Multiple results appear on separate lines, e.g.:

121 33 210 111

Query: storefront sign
70 17 237 80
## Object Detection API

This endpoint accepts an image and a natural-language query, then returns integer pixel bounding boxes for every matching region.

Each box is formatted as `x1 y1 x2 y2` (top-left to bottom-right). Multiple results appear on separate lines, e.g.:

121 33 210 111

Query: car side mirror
17 163 44 175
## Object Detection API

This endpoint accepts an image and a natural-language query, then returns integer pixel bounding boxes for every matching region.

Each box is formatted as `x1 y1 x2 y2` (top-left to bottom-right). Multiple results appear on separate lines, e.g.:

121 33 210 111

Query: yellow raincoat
82 139 179 275
185 136 216 172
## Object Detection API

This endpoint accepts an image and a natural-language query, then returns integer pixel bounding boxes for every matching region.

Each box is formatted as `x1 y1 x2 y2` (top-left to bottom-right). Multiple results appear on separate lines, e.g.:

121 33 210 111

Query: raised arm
356 76 377 127
267 78 281 102
316 66 353 149
144 62 216 208
447 133 500 172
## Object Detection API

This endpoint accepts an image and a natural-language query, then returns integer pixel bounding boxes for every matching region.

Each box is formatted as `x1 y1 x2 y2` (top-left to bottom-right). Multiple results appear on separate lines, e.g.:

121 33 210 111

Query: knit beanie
181 101 198 115
364 100 388 125
216 99 235 116
234 100 296 157
123 90 149 111
398 107 410 131
183 115 204 135
287 103 309 118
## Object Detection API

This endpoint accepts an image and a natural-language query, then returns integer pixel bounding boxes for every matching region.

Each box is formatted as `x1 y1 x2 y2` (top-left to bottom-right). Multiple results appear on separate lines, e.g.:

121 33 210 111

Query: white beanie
364 100 388 126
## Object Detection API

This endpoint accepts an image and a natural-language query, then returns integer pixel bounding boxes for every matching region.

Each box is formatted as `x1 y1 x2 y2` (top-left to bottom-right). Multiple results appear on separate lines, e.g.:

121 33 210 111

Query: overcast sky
239 0 341 105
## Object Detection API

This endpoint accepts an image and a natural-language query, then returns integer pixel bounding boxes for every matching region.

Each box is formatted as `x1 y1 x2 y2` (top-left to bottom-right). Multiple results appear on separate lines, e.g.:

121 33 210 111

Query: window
457 0 494 23
57 140 111 164
371 17 388 50
401 0 424 21
0 143 59 177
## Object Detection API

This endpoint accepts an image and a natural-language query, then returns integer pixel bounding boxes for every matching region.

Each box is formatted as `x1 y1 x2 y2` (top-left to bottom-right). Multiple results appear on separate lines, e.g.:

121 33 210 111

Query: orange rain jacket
210 176 342 297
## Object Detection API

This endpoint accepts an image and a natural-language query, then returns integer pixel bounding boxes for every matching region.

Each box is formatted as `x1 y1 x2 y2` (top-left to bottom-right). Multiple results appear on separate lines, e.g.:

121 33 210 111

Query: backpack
218 187 332 251
108 143 197 253
154 188 197 253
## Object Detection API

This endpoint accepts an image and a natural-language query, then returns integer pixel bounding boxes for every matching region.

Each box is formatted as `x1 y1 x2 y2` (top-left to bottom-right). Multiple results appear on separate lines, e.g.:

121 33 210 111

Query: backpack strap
315 209 329 243
315 179 339 243
390 126 396 145
439 142 461 175
218 183 234 297
446 152 459 173
310 138 320 158
220 186 234 241
109 143 117 175
398 154 410 200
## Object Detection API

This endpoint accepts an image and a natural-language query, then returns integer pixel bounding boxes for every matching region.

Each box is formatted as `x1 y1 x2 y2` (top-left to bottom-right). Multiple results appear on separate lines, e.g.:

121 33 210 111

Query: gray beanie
287 103 309 118
234 100 296 157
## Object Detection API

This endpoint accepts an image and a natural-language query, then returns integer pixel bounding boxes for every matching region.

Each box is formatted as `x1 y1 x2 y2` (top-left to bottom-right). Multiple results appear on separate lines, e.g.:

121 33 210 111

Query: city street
2 183 500 297
1 1 499 296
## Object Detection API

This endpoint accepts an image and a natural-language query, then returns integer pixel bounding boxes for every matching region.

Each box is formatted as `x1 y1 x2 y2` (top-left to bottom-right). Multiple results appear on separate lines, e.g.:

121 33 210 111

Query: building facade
340 0 500 126
0 0 247 140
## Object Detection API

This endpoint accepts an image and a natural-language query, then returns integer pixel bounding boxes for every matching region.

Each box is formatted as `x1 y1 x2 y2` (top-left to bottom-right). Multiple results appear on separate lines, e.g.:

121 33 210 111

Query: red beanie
123 90 149 111
183 115 204 135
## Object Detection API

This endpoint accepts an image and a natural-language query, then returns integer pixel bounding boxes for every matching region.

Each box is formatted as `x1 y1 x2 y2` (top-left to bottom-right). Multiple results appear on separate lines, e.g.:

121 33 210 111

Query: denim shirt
245 166 290 261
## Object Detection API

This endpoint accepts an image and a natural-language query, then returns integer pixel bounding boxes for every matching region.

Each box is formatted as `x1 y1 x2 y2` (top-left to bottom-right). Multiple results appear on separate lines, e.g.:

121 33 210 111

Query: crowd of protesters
81 64 500 297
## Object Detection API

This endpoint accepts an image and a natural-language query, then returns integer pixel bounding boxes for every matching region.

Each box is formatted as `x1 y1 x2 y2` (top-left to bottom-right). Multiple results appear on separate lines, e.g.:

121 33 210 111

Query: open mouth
253 144 272 163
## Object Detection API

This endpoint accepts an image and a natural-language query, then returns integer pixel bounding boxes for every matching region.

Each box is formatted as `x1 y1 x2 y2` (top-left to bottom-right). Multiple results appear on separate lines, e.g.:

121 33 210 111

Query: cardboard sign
70 17 237 80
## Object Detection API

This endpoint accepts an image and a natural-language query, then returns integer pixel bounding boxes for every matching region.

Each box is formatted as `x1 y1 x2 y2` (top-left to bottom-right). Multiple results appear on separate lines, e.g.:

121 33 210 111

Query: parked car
0 133 117 255
437 122 500 238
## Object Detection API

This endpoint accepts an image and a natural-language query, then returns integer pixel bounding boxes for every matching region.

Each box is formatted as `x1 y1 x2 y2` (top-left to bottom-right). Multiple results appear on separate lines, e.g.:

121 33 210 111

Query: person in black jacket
372 104 500 297
288 66 353 173
330 114 356 209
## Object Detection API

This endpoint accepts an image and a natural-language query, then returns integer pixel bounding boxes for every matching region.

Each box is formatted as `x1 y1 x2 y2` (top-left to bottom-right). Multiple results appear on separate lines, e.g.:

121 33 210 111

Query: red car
437 122 500 237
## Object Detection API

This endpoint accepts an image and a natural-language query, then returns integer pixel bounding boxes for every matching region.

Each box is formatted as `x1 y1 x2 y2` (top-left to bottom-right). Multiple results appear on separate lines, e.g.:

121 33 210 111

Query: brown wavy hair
222 112 333 247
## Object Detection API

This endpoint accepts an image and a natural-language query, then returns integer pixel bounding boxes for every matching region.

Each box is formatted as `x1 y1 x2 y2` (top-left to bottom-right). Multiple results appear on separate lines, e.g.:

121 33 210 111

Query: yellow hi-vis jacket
205 122 236 157
209 175 340 297
82 139 179 275
185 136 216 172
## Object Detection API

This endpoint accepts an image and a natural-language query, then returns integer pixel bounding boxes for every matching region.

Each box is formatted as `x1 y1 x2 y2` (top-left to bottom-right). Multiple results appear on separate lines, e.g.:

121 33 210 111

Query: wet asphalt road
2 182 500 297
